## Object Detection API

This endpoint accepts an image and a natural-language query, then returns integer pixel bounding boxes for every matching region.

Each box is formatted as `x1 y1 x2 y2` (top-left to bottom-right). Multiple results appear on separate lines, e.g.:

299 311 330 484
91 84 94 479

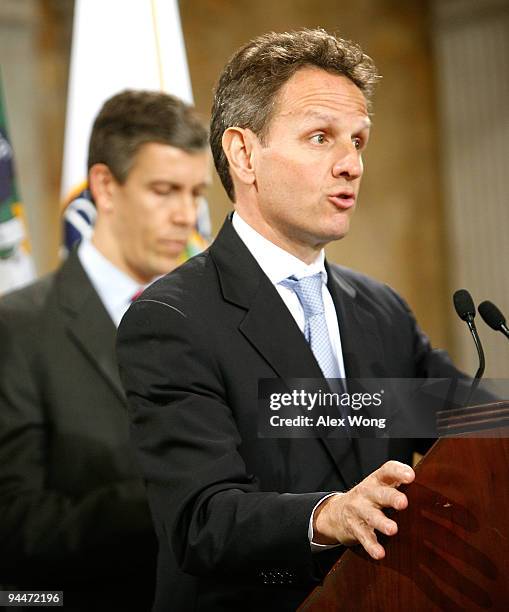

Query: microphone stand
465 315 485 406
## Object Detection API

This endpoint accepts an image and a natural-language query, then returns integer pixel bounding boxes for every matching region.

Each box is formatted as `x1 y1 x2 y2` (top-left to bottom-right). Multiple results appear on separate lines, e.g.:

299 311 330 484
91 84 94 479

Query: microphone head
453 289 476 321
478 300 506 331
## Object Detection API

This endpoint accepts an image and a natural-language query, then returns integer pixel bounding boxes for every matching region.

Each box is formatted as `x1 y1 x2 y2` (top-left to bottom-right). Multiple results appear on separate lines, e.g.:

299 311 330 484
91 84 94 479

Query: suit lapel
326 263 384 379
240 274 324 380
326 263 390 479
211 218 323 379
55 250 126 404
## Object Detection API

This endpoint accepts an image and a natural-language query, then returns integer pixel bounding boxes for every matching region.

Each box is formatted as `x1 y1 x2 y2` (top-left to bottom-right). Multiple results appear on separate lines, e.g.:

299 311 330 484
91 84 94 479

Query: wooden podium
299 402 509 611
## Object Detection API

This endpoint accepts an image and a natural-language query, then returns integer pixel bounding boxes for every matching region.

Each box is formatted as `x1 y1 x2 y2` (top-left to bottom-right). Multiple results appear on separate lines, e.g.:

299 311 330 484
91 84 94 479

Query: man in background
0 89 210 610
117 30 465 611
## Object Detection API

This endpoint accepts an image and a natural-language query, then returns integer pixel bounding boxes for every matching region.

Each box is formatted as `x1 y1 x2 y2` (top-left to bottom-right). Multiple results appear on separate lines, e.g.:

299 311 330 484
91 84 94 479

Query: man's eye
352 137 362 150
153 186 173 196
310 134 326 144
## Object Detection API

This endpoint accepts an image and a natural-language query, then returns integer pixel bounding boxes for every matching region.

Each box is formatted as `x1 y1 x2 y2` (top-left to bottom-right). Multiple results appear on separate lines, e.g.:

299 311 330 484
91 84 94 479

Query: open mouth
328 192 355 209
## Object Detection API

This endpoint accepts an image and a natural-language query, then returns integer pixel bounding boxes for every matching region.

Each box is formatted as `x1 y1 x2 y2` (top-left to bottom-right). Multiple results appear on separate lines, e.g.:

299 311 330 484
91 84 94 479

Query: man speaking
117 30 464 611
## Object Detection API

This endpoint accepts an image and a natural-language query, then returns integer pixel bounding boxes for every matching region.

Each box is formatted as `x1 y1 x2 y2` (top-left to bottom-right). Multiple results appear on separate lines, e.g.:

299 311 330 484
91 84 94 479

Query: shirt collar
231 211 327 285
78 238 143 314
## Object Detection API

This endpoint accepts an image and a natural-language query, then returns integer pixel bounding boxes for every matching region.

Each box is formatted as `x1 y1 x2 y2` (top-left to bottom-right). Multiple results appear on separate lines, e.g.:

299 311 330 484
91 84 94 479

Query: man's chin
320 224 350 245
157 254 184 276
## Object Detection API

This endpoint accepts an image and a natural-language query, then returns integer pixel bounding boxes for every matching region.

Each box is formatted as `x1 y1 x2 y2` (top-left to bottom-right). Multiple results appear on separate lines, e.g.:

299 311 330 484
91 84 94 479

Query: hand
313 460 415 560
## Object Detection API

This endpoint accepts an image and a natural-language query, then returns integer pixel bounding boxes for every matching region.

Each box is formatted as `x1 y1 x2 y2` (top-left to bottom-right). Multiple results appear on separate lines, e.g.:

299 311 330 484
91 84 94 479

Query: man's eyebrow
300 110 372 129
148 179 211 189
301 110 336 123
194 180 211 189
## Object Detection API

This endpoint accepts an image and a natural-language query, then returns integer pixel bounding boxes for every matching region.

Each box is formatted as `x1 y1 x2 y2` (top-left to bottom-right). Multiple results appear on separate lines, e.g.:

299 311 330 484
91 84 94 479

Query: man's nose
331 142 363 180
171 193 198 227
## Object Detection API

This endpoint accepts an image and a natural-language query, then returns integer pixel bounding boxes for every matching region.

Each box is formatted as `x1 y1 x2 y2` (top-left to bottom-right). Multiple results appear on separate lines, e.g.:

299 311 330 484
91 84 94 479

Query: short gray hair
210 28 380 201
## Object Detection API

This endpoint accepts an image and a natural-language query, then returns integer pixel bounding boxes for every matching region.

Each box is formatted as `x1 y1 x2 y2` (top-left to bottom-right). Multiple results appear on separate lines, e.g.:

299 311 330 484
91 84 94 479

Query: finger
354 523 385 560
363 507 398 537
369 485 408 511
374 460 414 487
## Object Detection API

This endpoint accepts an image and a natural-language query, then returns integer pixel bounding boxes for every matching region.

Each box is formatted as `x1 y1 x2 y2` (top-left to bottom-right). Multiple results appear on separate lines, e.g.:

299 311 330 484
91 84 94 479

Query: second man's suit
0 251 156 610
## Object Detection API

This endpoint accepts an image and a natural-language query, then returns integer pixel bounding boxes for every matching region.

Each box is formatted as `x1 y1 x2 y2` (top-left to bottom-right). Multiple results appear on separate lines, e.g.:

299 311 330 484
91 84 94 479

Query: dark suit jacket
0 250 156 611
117 218 463 612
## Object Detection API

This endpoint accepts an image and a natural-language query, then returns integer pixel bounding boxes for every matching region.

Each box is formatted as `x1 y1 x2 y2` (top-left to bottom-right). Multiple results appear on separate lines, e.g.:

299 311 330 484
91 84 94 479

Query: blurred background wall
0 0 508 376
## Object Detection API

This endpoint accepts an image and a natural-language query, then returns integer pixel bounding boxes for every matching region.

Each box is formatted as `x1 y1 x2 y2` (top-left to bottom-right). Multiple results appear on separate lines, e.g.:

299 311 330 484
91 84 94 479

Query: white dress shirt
78 239 144 328
231 212 343 551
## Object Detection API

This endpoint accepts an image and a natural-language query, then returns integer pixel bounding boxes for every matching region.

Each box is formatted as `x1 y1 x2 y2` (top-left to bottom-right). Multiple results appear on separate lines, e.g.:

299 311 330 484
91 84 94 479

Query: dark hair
210 28 380 201
88 89 209 183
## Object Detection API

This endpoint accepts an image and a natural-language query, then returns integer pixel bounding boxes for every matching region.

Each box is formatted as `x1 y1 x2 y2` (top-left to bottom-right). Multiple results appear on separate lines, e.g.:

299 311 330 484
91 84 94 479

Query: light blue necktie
281 274 341 379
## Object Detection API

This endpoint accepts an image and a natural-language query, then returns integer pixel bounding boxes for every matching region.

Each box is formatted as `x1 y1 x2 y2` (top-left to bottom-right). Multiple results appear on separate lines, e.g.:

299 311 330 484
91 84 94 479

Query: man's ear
88 163 117 213
222 127 258 188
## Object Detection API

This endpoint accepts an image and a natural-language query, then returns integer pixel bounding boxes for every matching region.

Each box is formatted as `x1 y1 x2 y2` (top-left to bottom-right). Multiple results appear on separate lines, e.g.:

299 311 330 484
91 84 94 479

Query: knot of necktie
280 273 324 319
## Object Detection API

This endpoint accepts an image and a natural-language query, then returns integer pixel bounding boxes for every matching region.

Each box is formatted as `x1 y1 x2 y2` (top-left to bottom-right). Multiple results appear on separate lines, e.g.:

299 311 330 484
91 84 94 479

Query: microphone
478 300 509 341
453 289 485 381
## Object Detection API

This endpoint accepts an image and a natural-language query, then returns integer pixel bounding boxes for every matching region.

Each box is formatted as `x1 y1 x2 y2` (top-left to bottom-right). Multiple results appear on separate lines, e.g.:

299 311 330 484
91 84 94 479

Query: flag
0 71 35 295
61 0 211 255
